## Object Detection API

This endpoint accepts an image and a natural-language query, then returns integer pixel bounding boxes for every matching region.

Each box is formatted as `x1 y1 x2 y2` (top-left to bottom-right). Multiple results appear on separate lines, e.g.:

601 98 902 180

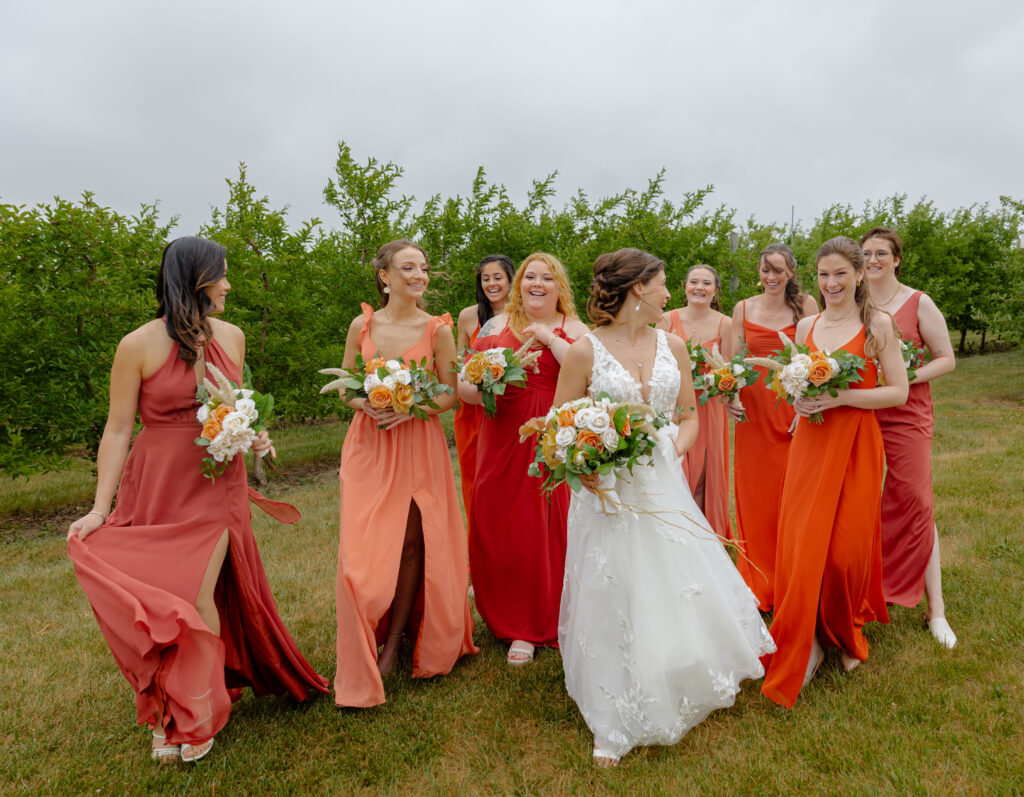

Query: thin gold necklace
876 282 902 307
822 307 858 328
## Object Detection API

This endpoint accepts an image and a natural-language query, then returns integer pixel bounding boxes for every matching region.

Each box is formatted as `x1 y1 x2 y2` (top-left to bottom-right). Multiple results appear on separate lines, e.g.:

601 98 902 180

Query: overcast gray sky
2 0 1022 235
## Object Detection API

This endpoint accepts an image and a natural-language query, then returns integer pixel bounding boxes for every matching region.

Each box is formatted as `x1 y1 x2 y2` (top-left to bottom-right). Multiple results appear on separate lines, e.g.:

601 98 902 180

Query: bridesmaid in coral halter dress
761 236 908 709
67 237 327 765
660 264 734 539
861 227 958 649
728 244 817 610
457 253 589 666
334 240 477 708
453 255 515 541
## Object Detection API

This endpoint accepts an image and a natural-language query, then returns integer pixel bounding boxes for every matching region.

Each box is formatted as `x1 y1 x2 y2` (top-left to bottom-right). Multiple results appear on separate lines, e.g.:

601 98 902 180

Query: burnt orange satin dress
667 309 733 540
335 304 477 707
761 321 889 708
453 323 482 531
733 302 797 610
877 291 936 606
69 339 328 745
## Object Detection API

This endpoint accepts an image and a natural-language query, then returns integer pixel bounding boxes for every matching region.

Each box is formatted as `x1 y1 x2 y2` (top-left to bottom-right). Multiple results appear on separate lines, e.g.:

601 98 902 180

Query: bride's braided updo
587 248 666 326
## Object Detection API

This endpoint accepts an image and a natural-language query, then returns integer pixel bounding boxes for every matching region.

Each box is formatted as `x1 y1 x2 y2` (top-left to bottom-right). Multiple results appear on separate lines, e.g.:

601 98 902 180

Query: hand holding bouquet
745 331 865 424
319 353 452 428
518 393 670 508
195 364 275 482
459 337 543 417
694 343 761 422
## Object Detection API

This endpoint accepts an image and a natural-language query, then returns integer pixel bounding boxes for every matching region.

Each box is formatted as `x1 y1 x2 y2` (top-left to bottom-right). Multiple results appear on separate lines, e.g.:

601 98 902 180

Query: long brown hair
371 239 428 309
505 252 577 339
588 248 666 326
815 236 898 358
155 236 227 365
759 243 810 322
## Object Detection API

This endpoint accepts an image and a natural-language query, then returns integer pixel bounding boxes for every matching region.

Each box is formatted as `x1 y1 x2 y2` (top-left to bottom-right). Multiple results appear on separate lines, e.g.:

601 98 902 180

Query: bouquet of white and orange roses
745 331 864 424
458 337 543 418
691 343 761 422
518 393 670 509
319 353 452 425
195 364 274 482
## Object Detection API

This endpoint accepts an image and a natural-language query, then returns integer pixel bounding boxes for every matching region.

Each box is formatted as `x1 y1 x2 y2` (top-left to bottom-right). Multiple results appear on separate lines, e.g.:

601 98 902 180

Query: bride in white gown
553 249 775 767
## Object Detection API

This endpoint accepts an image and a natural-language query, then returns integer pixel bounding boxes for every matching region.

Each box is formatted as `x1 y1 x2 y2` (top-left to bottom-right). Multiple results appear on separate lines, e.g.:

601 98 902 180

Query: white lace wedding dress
559 330 775 761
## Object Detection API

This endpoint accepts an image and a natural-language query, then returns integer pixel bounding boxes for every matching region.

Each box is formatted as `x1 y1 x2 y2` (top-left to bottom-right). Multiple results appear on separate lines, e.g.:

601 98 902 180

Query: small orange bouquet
319 353 452 425
690 343 761 422
459 337 543 417
745 331 865 424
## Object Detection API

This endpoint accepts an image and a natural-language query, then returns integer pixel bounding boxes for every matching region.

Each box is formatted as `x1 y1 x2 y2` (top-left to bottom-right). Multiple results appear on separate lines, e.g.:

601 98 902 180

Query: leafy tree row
2 142 1021 476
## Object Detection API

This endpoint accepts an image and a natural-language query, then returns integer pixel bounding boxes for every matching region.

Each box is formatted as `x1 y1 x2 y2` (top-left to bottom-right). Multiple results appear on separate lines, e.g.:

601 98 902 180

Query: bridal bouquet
519 393 670 501
195 364 274 482
458 337 543 417
319 353 452 424
745 331 865 424
692 343 761 422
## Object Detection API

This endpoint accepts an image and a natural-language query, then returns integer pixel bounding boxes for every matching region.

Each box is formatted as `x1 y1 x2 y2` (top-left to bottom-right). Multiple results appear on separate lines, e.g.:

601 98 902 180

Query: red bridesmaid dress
69 338 328 746
877 291 935 606
453 322 483 533
666 309 733 540
469 322 573 647
733 301 797 610
334 304 477 708
761 320 889 708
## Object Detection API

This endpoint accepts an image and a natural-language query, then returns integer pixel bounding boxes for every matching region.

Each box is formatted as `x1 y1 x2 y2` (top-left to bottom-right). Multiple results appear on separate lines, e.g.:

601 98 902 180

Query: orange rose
558 408 576 427
367 384 393 410
391 383 414 413
464 355 487 384
576 429 603 451
488 363 505 380
808 353 832 386
365 356 385 375
201 418 222 441
716 369 737 393
621 416 632 437
212 404 232 422
518 416 548 441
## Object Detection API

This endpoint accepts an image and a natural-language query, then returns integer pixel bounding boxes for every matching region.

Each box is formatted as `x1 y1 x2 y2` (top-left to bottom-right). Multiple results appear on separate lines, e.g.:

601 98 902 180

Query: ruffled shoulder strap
357 303 375 349
424 313 453 349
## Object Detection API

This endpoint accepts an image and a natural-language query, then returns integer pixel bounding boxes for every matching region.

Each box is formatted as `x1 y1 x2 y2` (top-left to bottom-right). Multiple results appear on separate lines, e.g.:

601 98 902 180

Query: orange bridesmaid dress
877 291 935 606
452 322 482 530
666 310 733 540
733 302 797 610
334 304 477 708
69 339 328 745
761 321 889 708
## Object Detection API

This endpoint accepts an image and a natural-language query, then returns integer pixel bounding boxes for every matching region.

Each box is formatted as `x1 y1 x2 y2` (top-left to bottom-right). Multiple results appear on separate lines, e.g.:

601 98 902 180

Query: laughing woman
334 239 477 708
68 236 327 765
761 236 908 708
458 253 589 665
860 227 957 648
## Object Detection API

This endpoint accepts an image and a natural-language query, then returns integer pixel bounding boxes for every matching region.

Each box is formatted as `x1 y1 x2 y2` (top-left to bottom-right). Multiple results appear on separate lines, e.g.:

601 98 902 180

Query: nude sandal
151 730 180 765
506 640 535 666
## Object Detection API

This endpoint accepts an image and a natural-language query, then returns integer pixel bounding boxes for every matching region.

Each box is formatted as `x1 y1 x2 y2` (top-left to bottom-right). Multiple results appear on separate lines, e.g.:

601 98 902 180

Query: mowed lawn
1 350 1021 795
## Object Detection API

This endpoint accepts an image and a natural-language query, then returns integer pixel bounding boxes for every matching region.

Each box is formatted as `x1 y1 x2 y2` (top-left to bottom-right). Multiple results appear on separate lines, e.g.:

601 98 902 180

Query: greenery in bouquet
458 337 543 418
319 352 452 424
695 343 761 421
195 363 275 482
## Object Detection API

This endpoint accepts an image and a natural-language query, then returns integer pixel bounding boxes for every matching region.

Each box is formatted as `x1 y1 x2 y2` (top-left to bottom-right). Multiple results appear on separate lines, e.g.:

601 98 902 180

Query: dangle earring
635 293 642 312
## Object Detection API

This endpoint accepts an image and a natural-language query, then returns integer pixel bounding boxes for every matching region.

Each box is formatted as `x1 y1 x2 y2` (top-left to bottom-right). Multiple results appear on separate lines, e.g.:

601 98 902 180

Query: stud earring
383 286 390 294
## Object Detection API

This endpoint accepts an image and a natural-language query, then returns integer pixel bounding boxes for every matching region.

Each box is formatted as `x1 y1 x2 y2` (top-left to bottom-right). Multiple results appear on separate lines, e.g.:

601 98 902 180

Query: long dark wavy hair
475 254 516 328
156 236 227 365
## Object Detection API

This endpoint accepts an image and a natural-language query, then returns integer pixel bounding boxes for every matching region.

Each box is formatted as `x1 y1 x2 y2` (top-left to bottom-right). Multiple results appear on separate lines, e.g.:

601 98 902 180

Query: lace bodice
587 330 680 413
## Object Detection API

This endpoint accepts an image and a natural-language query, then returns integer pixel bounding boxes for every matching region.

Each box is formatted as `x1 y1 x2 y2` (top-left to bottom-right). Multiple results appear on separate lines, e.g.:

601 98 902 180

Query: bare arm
341 314 370 413
729 300 746 361
666 334 699 457
912 293 956 384
552 338 594 406
428 324 458 414
718 316 734 359
456 305 477 352
801 294 820 318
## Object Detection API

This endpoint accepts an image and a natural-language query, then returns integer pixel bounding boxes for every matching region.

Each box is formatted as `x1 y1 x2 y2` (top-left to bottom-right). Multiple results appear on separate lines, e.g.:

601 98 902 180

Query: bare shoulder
457 305 478 327
347 312 367 337
119 320 162 356
801 293 820 315
210 317 244 343
663 330 688 358
563 317 591 340
869 309 896 338
916 291 944 316
795 313 817 342
479 313 507 338
564 334 595 367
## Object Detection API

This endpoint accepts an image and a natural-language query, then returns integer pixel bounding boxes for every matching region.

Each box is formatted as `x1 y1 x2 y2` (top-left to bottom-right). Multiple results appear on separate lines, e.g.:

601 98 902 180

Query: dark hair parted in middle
587 248 666 327
156 235 227 366
475 254 516 328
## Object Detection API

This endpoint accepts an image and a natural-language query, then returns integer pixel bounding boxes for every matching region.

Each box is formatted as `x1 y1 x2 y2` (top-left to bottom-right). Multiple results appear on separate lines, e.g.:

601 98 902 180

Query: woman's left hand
252 430 277 459
579 472 601 494
794 393 841 417
523 322 554 347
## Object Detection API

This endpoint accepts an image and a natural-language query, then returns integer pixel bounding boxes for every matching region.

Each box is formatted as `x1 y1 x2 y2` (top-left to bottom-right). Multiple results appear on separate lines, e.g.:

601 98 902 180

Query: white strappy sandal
151 730 180 765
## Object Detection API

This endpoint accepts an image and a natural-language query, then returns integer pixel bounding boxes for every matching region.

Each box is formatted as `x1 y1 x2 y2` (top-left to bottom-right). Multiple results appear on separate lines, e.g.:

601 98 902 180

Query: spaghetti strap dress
68 338 328 746
334 304 477 708
761 320 889 708
733 301 797 611
876 291 935 606
453 322 483 535
470 321 574 647
667 309 733 539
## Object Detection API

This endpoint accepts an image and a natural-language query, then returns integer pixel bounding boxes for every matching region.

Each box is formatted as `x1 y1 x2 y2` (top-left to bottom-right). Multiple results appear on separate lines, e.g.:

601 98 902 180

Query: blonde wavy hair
504 252 578 339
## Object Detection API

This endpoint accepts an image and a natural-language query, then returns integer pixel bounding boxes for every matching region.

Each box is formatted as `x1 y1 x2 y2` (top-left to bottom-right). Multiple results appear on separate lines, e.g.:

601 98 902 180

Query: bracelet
86 510 107 522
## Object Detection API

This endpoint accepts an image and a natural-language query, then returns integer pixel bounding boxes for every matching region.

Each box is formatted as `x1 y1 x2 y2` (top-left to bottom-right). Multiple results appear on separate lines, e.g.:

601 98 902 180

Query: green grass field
1 351 1022 794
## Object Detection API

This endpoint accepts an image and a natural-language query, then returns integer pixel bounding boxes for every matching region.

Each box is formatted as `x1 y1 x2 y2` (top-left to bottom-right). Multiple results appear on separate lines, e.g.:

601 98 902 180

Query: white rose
779 363 809 398
382 375 396 390
555 426 576 448
828 357 840 374
546 407 559 423
732 363 745 375
385 359 402 373
585 410 612 434
574 407 601 430
236 388 254 400
485 348 506 365
393 369 412 385
208 435 229 462
574 450 587 466
221 411 250 435
600 428 619 450
364 373 382 391
196 404 211 423
234 397 258 422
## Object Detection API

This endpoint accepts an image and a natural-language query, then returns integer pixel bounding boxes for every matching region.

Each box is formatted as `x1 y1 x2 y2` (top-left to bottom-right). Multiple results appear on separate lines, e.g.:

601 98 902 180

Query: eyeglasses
862 249 892 261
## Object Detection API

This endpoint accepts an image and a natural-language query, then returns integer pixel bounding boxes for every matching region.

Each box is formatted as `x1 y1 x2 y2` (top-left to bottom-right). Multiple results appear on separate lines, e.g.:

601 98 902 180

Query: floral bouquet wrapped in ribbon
693 343 761 422
195 364 274 482
319 353 452 425
518 393 670 510
458 336 543 418
745 331 865 424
